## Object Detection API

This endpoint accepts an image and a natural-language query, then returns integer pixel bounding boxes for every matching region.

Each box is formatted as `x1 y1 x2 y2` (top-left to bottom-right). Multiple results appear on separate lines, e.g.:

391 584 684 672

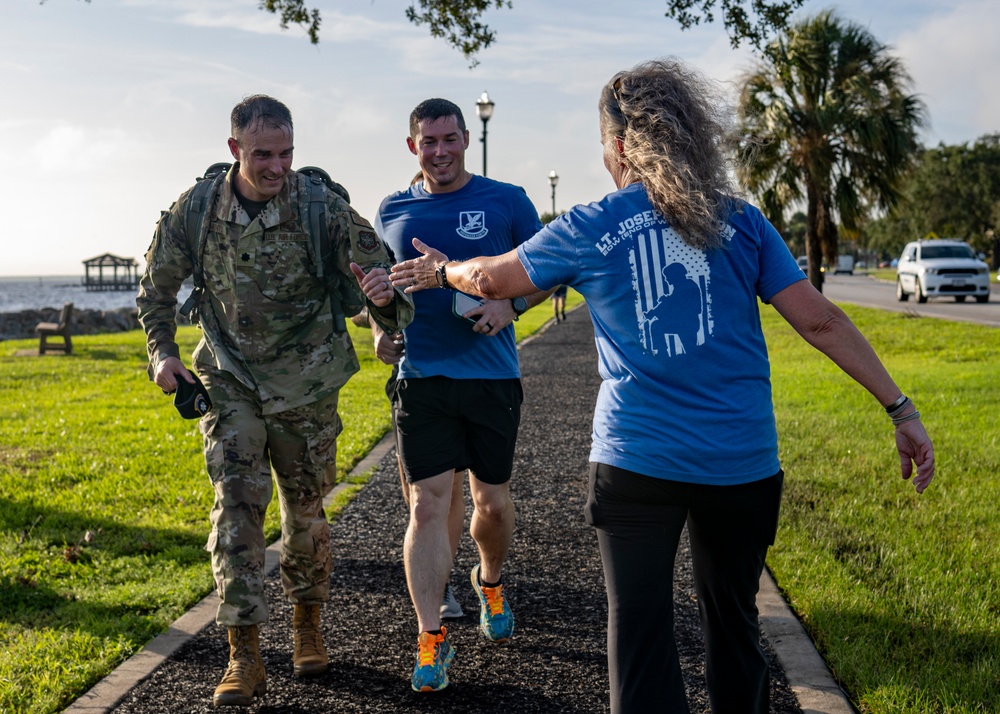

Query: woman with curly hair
390 58 934 713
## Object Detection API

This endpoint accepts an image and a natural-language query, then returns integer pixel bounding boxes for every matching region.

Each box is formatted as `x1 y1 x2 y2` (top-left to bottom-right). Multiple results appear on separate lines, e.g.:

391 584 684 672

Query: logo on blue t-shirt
457 211 489 240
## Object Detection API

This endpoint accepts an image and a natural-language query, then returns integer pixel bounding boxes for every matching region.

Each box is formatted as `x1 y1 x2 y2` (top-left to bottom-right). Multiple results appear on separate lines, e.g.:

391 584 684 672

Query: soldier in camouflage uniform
136 95 413 708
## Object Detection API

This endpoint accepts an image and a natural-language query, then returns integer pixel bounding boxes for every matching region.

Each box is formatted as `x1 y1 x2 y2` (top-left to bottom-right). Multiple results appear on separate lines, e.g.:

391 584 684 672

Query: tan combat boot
213 624 266 707
292 603 329 677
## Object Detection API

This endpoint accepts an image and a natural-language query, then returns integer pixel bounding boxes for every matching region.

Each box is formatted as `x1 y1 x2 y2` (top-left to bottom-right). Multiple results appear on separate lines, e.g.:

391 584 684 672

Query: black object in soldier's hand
173 371 212 419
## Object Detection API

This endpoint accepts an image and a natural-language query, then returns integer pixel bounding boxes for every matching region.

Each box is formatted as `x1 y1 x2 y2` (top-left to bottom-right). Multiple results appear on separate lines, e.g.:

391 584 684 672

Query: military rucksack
178 163 361 333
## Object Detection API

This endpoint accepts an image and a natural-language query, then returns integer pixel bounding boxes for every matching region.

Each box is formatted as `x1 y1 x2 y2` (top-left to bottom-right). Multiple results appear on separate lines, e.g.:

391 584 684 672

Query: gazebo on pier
82 253 139 292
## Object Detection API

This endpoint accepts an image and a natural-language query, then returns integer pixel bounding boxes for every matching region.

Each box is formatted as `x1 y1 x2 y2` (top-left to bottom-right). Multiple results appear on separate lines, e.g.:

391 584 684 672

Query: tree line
864 136 1000 269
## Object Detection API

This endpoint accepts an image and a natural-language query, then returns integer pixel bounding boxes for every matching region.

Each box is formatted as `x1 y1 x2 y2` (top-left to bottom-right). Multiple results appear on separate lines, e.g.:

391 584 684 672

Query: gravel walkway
110 306 802 713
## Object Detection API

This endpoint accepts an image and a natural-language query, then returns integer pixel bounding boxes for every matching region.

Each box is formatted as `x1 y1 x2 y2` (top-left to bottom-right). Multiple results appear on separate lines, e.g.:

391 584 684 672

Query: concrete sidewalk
65 305 855 714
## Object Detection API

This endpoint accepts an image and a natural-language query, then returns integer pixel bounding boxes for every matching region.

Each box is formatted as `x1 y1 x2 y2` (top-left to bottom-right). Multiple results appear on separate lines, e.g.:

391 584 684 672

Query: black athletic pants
585 463 784 714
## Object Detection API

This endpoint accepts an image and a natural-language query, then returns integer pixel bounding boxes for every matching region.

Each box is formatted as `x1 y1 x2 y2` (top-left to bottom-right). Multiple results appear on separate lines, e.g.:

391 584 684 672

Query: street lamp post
475 90 494 177
548 170 559 216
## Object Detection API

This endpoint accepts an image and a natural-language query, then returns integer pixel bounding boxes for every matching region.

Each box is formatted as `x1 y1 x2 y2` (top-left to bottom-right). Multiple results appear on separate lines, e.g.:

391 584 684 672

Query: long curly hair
600 58 739 250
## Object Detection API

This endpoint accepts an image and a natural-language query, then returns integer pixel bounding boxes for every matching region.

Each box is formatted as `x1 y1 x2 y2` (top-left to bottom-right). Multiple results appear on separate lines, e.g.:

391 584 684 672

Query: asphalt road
820 273 1000 328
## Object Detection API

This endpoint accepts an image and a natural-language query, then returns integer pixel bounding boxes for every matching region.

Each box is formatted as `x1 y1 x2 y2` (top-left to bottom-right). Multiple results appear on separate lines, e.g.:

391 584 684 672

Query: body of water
0 276 191 313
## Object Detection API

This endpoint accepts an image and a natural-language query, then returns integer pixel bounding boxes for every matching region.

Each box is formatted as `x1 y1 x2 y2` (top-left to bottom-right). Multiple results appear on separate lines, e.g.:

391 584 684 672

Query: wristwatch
511 296 528 320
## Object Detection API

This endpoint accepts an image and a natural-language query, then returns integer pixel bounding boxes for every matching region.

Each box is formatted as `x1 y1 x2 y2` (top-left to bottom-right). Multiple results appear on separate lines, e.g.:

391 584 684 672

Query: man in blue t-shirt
372 98 546 693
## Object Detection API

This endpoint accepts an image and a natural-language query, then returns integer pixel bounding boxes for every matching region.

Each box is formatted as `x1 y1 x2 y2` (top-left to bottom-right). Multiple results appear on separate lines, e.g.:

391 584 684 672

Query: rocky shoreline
0 307 143 342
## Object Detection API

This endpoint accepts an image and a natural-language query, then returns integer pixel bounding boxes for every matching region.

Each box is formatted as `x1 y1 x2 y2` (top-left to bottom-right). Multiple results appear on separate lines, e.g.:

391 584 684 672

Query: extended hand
390 238 449 293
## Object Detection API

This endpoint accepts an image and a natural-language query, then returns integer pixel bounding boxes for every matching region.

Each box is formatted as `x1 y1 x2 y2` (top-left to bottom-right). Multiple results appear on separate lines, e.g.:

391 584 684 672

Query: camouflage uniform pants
200 369 342 626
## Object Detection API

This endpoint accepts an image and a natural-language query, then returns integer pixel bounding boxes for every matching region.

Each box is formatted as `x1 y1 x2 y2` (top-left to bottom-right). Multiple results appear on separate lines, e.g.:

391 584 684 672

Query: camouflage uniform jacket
137 167 413 415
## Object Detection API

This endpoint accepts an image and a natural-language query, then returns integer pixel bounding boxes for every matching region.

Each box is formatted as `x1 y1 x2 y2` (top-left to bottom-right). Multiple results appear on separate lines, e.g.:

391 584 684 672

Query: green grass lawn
0 292 580 714
764 302 999 714
868 267 897 282
2 291 998 714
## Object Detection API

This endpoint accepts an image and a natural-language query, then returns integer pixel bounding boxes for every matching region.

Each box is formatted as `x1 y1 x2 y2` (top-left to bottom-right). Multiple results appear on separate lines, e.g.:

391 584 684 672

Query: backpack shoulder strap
296 168 352 332
297 165 352 279
299 169 331 280
179 163 230 321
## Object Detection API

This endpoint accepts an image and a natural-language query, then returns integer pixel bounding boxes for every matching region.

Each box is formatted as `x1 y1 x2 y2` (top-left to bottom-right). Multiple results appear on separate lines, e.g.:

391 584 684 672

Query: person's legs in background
440 473 466 619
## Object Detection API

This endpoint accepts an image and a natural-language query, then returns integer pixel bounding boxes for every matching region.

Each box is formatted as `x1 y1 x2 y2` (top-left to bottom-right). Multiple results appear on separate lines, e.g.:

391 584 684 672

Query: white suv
896 239 990 304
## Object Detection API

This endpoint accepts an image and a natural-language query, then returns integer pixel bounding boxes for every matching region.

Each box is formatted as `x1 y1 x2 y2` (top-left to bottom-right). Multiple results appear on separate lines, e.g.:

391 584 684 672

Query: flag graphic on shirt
629 226 713 356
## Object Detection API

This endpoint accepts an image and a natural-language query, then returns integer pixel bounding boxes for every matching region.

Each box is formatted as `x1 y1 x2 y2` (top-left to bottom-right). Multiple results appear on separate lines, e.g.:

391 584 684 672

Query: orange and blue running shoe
470 564 514 642
411 627 455 692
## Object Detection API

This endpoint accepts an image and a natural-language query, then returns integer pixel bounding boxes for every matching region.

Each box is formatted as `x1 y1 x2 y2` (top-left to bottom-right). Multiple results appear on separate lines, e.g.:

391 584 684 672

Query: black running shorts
392 376 523 485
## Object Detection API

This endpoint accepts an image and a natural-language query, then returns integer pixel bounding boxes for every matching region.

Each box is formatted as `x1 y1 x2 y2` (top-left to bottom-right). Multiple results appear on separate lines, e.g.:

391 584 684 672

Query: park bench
36 302 74 355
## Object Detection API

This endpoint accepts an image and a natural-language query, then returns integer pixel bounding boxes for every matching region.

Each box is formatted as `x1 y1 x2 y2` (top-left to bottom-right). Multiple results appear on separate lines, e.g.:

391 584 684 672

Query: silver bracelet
885 394 908 413
891 410 921 427
886 396 911 418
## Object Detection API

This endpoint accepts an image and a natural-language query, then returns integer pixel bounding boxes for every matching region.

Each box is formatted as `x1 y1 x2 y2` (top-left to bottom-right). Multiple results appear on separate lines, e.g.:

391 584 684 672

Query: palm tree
736 10 926 290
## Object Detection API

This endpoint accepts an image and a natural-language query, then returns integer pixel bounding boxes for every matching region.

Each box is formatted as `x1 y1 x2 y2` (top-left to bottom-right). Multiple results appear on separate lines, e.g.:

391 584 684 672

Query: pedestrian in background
551 284 568 323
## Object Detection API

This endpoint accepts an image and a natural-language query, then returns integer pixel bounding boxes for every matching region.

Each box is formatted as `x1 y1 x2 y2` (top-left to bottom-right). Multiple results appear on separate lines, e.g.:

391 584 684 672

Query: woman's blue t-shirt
517 183 805 486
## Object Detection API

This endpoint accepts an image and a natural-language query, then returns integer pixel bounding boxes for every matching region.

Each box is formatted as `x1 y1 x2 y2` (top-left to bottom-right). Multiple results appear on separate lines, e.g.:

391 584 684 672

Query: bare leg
404 470 456 632
468 475 514 584
403 463 463 562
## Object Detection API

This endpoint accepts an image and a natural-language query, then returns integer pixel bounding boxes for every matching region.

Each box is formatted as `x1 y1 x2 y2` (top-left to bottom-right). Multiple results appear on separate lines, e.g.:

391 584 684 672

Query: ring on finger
485 322 493 331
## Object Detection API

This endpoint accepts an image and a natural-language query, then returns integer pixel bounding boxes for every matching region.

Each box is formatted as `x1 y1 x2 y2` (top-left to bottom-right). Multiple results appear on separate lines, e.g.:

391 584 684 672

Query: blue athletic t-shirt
516 182 806 486
376 175 542 380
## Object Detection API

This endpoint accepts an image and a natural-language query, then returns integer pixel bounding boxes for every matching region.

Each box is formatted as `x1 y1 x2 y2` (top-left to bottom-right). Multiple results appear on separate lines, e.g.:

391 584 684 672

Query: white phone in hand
453 291 484 322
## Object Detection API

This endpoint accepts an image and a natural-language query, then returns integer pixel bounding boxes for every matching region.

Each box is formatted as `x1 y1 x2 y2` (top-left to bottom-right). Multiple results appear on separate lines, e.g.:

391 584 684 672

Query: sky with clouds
1 0 997 276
